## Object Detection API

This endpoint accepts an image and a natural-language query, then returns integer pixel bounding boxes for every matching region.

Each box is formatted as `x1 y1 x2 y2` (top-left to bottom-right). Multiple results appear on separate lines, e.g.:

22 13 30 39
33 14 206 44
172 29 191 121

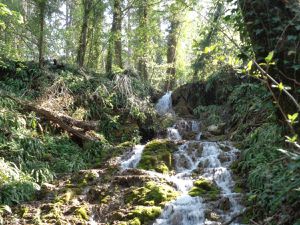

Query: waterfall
119 93 245 225
155 92 174 115
120 145 145 170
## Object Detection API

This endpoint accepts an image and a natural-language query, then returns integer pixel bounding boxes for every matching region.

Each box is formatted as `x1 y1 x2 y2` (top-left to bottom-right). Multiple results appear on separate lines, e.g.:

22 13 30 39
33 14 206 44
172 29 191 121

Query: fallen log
0 93 99 142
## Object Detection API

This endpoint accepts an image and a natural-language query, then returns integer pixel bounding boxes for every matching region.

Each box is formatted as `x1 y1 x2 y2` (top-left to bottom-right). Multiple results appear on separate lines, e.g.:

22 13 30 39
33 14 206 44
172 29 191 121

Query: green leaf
265 51 274 63
288 113 298 125
259 62 267 66
246 60 253 71
277 82 284 92
203 45 217 54
288 113 298 121
285 135 298 143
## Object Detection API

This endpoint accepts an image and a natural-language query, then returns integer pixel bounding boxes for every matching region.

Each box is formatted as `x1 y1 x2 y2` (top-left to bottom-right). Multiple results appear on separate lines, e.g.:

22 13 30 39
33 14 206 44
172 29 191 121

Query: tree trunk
106 0 123 73
38 1 46 68
238 0 300 98
165 18 180 91
87 1 105 71
137 0 149 80
77 0 92 68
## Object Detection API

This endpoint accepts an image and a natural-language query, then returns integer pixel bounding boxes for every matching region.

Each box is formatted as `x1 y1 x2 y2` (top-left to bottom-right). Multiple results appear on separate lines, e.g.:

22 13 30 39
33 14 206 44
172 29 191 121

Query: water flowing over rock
119 93 245 225
155 92 174 115
121 145 145 170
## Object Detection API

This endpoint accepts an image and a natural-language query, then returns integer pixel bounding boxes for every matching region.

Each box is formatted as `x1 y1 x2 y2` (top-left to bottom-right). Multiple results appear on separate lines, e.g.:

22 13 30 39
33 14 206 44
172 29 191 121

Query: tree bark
106 0 123 73
137 0 149 80
77 0 92 68
165 18 180 91
38 0 46 68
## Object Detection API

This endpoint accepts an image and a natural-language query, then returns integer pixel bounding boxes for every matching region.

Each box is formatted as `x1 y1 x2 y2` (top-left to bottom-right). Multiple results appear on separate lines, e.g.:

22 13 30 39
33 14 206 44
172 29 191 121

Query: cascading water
121 145 145 170
155 92 174 115
120 93 245 225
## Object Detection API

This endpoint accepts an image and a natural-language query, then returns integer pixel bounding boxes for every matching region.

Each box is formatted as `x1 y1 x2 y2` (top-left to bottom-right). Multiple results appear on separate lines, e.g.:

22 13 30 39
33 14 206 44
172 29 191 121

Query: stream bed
120 93 245 225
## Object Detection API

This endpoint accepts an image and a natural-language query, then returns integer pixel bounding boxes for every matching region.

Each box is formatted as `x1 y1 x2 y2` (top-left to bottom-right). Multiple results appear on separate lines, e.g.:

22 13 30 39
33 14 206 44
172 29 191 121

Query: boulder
171 82 207 116
207 123 226 135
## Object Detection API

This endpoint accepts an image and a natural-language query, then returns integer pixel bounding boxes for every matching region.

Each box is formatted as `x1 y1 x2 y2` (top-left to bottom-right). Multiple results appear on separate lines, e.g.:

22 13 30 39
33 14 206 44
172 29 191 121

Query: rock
188 178 220 200
41 183 56 192
218 152 231 163
207 125 222 135
137 139 177 174
38 183 57 200
113 175 153 187
87 186 108 203
172 82 207 116
205 210 221 221
219 143 232 152
173 98 193 116
218 197 231 211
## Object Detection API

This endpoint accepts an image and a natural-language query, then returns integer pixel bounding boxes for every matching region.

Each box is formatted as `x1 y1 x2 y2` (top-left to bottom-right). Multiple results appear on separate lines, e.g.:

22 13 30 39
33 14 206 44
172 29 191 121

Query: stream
120 92 245 225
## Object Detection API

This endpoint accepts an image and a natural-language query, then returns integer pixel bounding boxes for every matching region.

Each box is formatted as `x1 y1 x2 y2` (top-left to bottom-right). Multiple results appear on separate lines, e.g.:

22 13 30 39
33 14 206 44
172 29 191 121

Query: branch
0 93 100 142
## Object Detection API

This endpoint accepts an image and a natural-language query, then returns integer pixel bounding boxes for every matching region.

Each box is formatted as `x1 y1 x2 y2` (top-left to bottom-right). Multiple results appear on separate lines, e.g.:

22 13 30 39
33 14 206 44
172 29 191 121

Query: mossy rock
188 178 220 200
137 139 177 174
128 206 162 224
125 181 178 206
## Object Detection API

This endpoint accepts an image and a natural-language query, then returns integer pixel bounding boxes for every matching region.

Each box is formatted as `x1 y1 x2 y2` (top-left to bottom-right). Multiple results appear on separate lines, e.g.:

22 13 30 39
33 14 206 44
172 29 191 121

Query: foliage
0 158 39 205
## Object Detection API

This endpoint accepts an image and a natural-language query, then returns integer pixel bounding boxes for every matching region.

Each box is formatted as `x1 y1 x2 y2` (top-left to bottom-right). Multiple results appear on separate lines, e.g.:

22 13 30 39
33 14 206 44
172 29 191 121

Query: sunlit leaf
265 51 274 64
204 45 217 54
246 60 253 71
285 135 298 143
287 113 298 125
277 82 284 92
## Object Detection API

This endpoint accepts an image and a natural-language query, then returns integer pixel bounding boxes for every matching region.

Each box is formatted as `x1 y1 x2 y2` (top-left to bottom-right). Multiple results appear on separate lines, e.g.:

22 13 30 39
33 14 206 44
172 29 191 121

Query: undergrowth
0 58 157 206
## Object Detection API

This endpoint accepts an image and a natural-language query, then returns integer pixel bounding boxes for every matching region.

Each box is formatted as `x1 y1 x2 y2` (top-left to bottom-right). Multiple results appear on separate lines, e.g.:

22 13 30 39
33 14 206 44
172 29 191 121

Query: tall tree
87 1 105 71
77 0 92 68
136 0 150 80
106 0 123 73
165 15 180 91
36 0 46 68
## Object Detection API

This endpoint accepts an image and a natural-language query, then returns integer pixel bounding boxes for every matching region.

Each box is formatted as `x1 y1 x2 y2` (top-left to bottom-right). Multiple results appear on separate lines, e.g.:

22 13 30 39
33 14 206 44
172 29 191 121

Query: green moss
125 181 178 206
128 206 161 224
75 206 89 221
137 139 177 174
19 206 29 218
127 217 142 225
188 178 220 200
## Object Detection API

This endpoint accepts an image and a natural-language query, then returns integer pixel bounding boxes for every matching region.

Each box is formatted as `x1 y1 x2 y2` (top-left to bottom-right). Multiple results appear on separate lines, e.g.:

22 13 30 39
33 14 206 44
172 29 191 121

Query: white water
120 92 245 225
121 145 145 170
155 92 174 115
